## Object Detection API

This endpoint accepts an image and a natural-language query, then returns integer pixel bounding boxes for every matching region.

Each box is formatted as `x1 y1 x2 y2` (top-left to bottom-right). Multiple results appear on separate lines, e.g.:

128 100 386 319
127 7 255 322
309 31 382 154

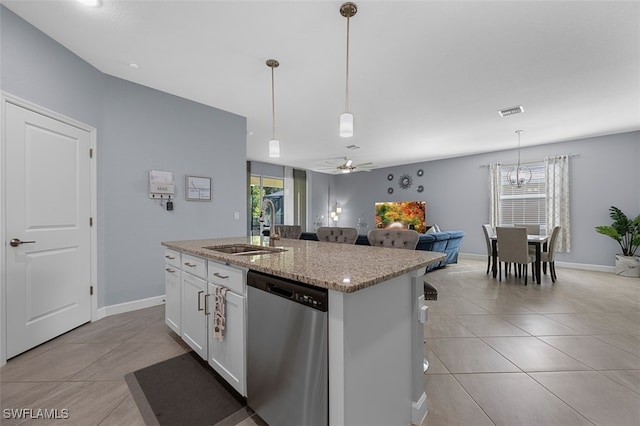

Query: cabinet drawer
208 261 245 294
182 253 207 279
164 249 181 268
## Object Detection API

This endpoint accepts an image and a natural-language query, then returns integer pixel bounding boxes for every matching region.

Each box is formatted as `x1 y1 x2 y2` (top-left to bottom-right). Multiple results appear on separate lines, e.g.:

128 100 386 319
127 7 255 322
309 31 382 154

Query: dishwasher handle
267 283 294 299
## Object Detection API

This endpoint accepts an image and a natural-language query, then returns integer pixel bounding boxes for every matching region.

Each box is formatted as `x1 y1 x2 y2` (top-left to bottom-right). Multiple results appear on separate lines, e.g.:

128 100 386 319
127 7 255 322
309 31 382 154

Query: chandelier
507 130 531 187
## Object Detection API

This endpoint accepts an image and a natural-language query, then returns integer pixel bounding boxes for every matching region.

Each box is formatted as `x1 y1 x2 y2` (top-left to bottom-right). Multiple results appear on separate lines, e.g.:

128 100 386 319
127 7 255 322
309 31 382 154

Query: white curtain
489 163 501 228
545 155 570 252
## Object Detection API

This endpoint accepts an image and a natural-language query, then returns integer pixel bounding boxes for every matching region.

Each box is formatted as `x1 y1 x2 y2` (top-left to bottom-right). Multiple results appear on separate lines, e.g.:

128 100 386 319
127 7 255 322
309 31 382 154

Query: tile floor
422 258 640 426
0 258 638 425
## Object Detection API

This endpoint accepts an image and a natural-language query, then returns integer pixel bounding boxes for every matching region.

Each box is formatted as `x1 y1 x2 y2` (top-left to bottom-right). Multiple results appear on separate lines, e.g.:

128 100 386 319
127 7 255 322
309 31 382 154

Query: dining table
490 234 549 284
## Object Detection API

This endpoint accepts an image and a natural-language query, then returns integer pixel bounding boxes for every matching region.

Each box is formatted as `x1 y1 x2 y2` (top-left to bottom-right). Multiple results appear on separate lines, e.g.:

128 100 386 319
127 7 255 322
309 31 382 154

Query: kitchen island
162 236 445 426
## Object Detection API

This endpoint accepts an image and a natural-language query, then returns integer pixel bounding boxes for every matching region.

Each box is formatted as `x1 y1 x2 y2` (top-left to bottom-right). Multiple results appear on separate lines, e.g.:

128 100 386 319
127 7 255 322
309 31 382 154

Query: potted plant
595 206 640 277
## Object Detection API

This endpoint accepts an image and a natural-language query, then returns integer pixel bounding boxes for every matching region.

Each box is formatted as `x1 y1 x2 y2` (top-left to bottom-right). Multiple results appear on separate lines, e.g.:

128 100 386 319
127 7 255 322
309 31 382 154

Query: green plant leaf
596 206 640 257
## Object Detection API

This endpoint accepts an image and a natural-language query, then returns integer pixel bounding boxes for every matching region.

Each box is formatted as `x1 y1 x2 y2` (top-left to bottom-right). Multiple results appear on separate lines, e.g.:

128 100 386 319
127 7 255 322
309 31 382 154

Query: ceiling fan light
340 112 353 137
269 139 280 157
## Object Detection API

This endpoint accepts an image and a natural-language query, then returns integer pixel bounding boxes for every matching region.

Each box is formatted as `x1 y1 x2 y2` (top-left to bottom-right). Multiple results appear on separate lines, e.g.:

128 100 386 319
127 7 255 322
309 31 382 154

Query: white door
5 102 92 359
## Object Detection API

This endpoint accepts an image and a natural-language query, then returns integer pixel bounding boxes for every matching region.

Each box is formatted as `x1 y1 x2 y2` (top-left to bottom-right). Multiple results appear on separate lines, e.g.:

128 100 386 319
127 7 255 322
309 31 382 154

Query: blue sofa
300 230 465 272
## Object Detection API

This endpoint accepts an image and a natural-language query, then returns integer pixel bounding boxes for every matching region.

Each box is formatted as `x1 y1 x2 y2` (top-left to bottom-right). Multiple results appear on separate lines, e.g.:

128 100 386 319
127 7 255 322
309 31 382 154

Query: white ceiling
3 0 639 173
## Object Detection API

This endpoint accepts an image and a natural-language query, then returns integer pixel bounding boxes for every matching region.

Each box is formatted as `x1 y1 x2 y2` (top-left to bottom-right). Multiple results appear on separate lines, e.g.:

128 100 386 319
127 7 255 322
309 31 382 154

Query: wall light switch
234 211 240 220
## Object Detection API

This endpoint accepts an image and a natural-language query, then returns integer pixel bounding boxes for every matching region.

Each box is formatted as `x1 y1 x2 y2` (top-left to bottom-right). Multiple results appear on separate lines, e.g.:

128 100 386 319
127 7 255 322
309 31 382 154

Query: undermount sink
203 244 286 256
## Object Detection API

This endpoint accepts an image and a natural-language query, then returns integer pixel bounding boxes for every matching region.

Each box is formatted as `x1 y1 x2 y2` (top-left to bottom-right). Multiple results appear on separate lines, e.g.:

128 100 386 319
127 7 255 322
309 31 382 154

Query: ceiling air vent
498 105 524 117
346 144 360 150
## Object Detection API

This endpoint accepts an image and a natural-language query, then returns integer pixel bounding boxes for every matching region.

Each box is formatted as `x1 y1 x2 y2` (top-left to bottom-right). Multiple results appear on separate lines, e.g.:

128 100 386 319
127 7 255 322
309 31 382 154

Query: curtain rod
479 153 581 168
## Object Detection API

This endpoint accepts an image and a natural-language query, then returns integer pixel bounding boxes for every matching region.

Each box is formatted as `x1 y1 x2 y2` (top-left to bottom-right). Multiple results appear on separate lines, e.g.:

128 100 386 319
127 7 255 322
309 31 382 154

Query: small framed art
185 175 212 201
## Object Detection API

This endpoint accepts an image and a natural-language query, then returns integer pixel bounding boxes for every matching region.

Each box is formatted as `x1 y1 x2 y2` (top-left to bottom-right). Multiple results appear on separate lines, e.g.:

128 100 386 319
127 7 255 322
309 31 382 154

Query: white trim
328 289 345 426
97 295 165 319
0 92 98 367
458 253 616 273
0 95 7 367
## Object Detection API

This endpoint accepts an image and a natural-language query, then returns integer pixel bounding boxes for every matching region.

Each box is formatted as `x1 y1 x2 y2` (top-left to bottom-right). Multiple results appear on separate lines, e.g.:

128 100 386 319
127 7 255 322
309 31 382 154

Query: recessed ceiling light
498 105 524 117
128 63 139 69
77 0 102 7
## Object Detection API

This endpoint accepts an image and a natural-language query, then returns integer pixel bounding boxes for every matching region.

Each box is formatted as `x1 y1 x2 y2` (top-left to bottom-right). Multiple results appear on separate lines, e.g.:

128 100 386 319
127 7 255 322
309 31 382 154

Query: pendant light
507 130 532 187
339 2 357 138
266 59 280 158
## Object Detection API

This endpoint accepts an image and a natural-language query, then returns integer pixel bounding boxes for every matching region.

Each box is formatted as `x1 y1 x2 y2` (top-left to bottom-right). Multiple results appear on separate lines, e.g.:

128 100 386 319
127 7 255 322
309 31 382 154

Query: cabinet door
181 273 208 359
208 283 246 396
164 265 181 334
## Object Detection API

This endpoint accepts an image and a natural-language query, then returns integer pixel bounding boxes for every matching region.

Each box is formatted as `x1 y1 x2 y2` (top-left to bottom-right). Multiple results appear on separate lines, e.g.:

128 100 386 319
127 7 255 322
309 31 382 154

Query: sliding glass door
250 175 284 236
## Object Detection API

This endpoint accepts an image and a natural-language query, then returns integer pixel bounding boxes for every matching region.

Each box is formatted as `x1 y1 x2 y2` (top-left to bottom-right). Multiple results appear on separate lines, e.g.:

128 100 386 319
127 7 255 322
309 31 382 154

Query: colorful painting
375 201 427 234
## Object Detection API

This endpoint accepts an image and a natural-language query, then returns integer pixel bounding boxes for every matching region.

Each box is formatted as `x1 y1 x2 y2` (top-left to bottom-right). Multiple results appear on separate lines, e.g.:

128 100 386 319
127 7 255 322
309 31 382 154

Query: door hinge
89 148 93 158
90 217 93 226
90 286 94 296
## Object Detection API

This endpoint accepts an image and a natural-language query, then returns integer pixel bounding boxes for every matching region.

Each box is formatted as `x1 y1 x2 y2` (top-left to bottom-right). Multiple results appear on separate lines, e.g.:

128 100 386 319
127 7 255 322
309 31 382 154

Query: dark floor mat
125 351 247 426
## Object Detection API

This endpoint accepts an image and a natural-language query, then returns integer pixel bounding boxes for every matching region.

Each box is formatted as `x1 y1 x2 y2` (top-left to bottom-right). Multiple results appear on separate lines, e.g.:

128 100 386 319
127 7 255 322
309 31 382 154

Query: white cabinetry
207 260 247 396
164 249 182 334
163 249 247 396
180 254 208 359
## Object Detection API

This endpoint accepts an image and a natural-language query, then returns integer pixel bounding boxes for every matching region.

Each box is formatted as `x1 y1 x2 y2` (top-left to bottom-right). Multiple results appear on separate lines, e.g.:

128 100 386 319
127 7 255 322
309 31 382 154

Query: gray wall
308 171 336 232
1 7 247 307
101 76 246 306
335 132 640 268
250 161 284 178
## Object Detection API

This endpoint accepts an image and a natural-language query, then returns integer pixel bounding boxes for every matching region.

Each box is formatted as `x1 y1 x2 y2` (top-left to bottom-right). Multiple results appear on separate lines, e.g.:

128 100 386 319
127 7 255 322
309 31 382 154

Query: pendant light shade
507 130 532 188
269 139 280 157
266 59 280 158
339 112 353 137
339 2 357 138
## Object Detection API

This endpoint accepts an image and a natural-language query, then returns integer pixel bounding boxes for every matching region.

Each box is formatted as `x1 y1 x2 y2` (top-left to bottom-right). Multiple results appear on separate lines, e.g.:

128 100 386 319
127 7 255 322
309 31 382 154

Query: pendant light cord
271 65 276 140
516 130 521 167
345 15 350 112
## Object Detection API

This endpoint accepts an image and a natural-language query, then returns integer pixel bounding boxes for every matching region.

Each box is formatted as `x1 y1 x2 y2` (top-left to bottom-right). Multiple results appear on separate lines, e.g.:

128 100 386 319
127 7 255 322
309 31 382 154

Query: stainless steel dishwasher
247 270 328 426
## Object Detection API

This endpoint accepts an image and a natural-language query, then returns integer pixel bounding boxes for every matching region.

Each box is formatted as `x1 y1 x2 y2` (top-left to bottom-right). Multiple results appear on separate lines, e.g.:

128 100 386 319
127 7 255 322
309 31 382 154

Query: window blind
499 163 546 226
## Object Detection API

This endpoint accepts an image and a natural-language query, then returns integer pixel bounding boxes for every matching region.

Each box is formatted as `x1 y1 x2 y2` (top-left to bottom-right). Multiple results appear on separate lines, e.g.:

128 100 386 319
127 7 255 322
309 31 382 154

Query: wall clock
388 187 394 194
417 185 424 193
387 173 394 181
417 169 424 177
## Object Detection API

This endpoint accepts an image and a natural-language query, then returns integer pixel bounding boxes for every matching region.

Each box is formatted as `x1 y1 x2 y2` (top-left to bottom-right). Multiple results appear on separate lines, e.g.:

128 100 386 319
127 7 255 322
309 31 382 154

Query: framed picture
185 175 211 201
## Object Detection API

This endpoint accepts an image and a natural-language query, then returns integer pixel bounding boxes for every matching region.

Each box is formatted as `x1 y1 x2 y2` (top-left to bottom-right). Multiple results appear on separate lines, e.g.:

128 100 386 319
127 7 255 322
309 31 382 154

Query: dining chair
367 229 420 250
515 223 541 235
541 225 561 282
316 226 358 244
273 225 302 239
496 226 535 285
481 224 495 274
515 223 542 259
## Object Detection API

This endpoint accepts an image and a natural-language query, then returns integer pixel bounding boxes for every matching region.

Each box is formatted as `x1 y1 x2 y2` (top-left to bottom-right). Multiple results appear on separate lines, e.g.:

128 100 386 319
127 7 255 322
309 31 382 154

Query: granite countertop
162 236 445 293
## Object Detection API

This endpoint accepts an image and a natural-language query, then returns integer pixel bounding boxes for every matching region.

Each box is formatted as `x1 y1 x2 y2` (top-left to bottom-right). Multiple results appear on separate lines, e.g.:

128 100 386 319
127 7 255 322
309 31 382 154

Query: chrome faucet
259 199 280 246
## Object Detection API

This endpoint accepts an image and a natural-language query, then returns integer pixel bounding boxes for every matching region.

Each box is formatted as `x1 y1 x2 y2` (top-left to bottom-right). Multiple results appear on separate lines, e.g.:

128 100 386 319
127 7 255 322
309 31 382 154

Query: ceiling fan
320 157 374 174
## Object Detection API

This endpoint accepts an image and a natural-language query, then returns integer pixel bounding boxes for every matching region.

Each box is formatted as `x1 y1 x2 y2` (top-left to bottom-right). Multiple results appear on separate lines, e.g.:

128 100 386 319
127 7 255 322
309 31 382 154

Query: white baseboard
460 253 489 262
411 391 428 426
96 295 165 320
458 253 615 273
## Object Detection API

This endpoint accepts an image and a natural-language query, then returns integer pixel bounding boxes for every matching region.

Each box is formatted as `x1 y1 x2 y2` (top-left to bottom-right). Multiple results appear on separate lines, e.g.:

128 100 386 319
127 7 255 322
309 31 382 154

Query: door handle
10 239 36 247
